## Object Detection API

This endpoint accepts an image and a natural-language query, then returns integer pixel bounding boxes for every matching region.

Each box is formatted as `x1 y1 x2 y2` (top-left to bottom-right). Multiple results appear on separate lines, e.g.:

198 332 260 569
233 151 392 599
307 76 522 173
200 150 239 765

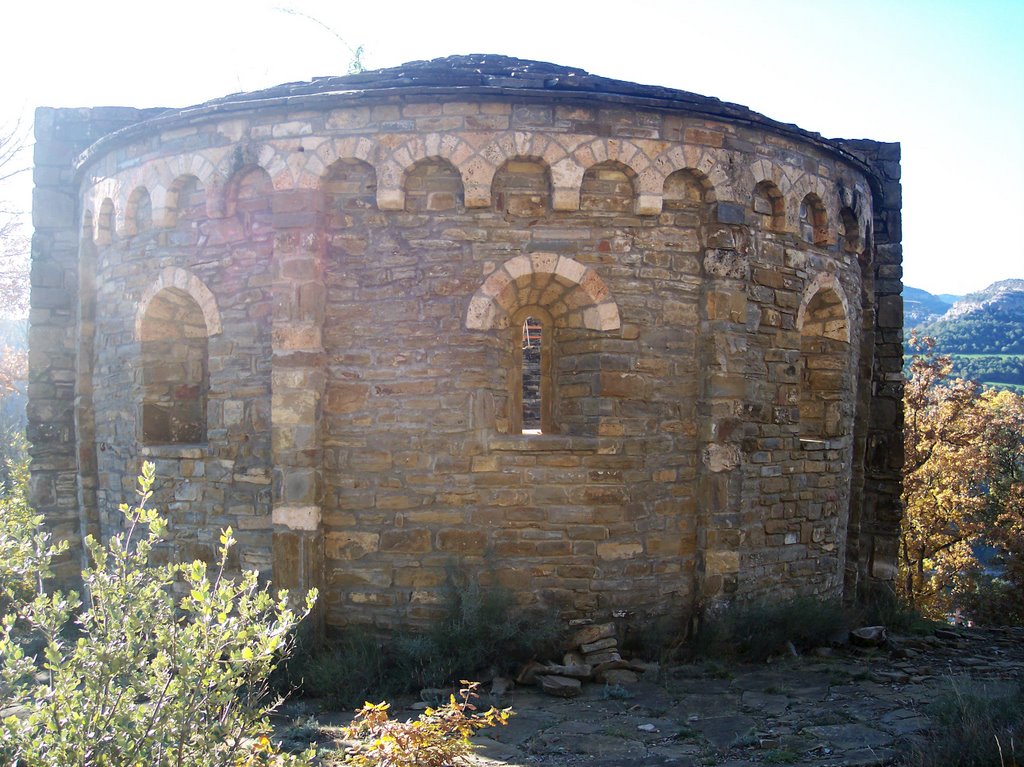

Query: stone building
28 56 903 630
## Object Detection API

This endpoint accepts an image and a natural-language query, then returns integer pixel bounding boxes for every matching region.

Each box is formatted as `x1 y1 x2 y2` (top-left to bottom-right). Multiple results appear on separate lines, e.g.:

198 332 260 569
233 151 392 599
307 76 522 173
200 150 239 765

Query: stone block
436 529 487 554
325 531 379 560
570 622 617 646
380 529 432 553
597 541 643 560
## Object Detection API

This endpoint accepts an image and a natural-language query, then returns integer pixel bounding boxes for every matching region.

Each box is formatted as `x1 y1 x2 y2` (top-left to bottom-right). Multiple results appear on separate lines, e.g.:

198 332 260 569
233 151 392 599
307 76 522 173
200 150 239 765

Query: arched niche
125 186 152 236
96 198 115 245
166 174 206 228
753 180 785 232
663 168 715 225
139 287 210 445
800 193 829 247
580 161 636 214
225 165 273 239
798 278 851 440
839 207 861 253
322 158 377 227
404 157 464 213
491 157 551 217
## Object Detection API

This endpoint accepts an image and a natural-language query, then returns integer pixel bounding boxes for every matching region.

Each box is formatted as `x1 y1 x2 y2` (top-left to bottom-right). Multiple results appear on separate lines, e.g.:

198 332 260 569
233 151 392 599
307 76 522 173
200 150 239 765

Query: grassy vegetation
854 587 943 635
906 677 1022 767
647 597 849 663
276 577 562 709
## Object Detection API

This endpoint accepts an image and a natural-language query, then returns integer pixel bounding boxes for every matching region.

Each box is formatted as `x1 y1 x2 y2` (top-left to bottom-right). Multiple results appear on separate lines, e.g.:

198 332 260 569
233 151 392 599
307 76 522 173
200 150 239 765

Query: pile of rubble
507 622 651 698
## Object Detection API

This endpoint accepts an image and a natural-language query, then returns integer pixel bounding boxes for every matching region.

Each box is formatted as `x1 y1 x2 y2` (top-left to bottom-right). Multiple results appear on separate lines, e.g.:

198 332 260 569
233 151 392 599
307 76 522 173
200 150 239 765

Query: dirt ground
277 624 1024 767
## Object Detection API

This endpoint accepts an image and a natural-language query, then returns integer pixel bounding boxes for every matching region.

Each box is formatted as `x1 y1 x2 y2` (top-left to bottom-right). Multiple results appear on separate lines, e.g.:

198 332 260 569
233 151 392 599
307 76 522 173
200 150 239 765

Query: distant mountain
906 279 1024 391
904 286 957 327
919 280 1024 354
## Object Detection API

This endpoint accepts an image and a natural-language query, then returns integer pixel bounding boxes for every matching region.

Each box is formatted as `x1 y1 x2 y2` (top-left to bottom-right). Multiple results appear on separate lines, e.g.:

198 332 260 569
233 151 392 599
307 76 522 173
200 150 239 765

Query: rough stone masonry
28 55 903 631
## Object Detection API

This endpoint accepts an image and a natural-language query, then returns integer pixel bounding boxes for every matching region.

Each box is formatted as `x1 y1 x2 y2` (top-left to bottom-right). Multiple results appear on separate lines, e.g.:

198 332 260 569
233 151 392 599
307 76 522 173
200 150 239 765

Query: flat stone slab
803 723 893 750
692 714 759 750
530 731 646 760
739 690 791 716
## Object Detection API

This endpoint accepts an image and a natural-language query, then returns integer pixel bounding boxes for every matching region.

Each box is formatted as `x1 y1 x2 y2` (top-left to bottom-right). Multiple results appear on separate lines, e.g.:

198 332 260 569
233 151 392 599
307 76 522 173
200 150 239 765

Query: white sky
2 0 1021 297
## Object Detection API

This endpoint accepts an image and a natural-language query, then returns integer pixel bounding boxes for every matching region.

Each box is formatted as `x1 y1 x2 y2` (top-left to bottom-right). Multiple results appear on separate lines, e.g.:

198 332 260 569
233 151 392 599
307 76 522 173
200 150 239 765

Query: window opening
521 316 543 434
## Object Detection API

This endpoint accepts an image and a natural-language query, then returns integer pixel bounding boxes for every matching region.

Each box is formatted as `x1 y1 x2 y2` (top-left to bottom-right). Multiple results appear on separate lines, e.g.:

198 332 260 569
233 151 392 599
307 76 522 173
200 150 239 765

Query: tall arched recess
798 277 851 442
136 270 222 445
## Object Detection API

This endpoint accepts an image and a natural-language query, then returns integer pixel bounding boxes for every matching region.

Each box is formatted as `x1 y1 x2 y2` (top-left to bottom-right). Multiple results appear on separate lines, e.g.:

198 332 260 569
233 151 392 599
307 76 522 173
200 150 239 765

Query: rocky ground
280 624 1024 766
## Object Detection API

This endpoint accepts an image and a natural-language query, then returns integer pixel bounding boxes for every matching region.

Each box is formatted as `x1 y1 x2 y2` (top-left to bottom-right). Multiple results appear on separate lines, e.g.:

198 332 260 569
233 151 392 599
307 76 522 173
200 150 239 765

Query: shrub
409 576 562 689
907 677 1022 766
0 461 317 767
276 628 401 710
278 575 561 707
342 681 512 767
856 586 941 634
958 574 1024 627
689 596 847 662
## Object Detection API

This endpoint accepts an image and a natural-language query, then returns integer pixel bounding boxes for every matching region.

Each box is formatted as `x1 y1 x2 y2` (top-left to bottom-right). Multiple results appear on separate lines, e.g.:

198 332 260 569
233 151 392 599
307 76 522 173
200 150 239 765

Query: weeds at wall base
276 577 562 709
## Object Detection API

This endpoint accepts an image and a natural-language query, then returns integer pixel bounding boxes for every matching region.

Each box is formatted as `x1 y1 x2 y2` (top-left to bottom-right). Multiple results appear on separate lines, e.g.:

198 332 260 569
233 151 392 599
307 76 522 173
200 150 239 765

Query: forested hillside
906 280 1024 391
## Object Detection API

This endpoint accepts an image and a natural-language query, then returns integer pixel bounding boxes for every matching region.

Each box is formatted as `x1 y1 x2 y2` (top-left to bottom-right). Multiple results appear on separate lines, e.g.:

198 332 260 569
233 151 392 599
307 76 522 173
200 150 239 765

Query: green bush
0 461 317 767
276 628 400 710
0 449 63 617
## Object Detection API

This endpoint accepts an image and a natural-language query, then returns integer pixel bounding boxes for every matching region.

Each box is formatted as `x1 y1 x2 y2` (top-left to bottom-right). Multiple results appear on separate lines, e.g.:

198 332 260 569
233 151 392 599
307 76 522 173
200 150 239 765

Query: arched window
140 288 209 444
512 307 554 435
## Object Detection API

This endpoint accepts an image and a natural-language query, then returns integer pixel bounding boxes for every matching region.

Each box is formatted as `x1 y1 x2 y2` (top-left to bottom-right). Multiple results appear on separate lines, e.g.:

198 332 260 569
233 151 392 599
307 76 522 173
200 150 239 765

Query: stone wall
29 57 901 629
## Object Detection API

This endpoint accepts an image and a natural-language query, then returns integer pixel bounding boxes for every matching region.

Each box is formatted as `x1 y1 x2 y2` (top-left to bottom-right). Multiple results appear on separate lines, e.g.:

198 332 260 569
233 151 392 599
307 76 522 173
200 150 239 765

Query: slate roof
197 54 802 134
74 55 873 174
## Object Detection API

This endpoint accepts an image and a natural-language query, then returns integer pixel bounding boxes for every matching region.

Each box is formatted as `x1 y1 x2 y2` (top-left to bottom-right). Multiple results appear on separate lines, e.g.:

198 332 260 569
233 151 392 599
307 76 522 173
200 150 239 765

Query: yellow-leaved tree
902 337 1024 622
